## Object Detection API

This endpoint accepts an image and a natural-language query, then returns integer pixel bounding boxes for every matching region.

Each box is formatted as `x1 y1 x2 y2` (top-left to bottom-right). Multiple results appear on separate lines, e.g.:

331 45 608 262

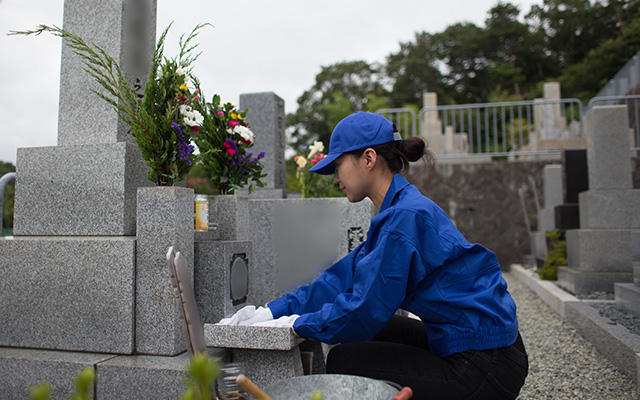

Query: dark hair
347 136 435 174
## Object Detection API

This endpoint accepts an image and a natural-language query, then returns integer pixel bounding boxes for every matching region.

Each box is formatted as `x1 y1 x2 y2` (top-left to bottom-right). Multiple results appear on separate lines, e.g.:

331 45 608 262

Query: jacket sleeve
268 243 363 318
291 232 419 344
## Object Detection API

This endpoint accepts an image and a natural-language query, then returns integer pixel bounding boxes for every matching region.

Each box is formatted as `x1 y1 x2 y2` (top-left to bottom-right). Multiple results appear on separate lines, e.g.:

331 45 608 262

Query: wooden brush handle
236 374 272 400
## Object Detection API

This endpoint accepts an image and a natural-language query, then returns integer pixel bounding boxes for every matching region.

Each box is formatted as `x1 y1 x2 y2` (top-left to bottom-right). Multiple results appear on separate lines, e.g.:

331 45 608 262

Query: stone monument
531 164 563 261
557 105 640 294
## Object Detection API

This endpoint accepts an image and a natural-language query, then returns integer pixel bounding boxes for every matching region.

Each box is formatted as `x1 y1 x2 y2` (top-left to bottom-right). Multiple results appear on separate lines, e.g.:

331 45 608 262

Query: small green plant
538 229 567 280
29 366 95 400
181 352 221 400
29 354 220 400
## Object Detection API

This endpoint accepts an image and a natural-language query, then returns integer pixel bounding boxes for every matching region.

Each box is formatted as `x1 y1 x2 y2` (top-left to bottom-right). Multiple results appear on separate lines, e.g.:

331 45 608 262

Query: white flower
179 105 203 127
234 125 254 144
176 67 186 76
308 140 324 158
295 156 307 168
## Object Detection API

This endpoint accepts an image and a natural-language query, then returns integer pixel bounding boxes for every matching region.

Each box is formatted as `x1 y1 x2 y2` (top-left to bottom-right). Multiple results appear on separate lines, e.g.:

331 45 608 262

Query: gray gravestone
58 0 156 145
239 92 286 192
558 105 639 294
13 0 156 235
247 197 374 306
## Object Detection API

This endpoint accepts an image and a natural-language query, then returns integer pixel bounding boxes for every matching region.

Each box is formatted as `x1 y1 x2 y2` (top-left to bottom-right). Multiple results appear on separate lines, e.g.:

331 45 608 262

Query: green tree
559 16 640 101
484 2 548 99
385 31 448 108
526 0 627 69
433 22 493 103
288 61 389 150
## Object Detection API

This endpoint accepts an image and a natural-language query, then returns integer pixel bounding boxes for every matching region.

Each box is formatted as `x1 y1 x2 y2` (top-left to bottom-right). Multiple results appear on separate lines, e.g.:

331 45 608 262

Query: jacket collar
380 173 410 212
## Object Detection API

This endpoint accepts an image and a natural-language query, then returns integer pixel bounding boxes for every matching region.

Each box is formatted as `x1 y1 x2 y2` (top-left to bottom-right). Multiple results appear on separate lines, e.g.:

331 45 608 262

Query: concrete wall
406 154 640 269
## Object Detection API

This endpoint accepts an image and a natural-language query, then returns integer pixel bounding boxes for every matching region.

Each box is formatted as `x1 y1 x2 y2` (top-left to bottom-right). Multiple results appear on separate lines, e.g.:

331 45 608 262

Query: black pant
326 315 528 400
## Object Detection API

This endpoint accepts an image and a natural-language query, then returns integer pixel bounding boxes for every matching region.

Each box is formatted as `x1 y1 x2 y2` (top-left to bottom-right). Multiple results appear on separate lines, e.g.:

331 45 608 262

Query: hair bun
401 137 427 162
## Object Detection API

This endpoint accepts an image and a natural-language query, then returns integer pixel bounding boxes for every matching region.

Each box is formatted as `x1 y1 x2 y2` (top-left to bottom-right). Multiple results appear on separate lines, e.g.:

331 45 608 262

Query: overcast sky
0 0 542 164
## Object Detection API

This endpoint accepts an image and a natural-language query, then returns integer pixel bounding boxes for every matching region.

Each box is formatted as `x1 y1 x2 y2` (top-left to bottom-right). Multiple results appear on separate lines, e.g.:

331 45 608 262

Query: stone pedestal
13 144 150 236
205 325 305 390
0 237 136 354
0 348 114 400
135 187 194 356
194 240 254 323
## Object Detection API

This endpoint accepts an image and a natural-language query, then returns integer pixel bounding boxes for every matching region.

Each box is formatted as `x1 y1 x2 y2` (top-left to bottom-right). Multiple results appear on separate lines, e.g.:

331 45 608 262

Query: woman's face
333 154 371 203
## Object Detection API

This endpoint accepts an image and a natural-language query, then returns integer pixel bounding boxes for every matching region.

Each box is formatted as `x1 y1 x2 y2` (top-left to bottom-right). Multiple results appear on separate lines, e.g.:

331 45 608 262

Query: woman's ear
362 148 378 170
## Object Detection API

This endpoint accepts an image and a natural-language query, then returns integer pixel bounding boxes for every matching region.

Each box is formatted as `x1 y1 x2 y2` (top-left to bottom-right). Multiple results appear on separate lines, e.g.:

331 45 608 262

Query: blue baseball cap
309 111 402 175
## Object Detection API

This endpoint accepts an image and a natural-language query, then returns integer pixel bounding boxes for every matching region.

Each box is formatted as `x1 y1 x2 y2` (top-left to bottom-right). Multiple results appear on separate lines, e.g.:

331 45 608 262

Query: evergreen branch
10 24 153 141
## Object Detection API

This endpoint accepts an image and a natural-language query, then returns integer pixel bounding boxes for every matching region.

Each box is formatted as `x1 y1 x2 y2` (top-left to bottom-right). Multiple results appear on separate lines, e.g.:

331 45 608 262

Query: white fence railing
378 99 584 158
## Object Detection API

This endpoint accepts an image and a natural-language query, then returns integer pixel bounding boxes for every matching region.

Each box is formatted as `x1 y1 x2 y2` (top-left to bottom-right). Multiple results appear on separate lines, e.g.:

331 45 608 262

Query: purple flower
172 122 193 165
224 137 238 151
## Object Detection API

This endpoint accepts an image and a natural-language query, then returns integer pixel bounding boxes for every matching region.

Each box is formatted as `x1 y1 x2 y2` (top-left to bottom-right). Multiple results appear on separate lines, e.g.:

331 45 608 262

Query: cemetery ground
505 270 637 399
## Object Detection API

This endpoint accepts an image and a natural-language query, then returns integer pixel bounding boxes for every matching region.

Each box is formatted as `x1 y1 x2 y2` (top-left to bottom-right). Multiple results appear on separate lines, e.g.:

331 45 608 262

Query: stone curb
510 264 640 388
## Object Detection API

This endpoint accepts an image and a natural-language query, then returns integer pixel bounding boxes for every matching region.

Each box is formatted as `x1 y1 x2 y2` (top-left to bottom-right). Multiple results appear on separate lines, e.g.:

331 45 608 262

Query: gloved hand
218 305 258 325
242 306 274 326
252 314 300 329
217 305 274 326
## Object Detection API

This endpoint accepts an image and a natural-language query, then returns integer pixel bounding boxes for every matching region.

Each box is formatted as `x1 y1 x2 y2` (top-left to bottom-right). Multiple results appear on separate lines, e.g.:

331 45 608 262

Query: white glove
253 314 300 328
218 305 257 325
242 306 274 326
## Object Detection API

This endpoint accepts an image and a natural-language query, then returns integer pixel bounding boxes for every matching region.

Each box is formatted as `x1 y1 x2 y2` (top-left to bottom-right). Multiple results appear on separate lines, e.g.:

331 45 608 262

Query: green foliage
287 60 389 150
29 367 95 400
0 161 15 231
539 229 567 280
291 142 343 198
186 164 218 195
70 368 95 400
13 23 210 186
191 92 267 194
28 355 220 400
29 383 51 400
181 352 221 400
289 0 640 152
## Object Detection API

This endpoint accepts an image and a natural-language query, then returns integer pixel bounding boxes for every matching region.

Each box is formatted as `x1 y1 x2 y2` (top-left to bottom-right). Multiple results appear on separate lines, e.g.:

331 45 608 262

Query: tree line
287 0 640 149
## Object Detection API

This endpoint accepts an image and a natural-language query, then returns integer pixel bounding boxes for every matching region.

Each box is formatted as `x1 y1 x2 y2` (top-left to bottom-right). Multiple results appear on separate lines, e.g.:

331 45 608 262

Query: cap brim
308 152 340 175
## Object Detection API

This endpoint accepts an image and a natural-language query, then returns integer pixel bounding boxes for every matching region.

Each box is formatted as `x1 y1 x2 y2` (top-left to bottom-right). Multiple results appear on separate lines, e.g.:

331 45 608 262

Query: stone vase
208 194 250 241
135 186 194 355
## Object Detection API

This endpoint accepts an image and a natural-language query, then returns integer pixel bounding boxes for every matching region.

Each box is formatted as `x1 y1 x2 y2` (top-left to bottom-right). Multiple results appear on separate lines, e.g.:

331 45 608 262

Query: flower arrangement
192 92 266 194
293 141 337 198
14 23 209 186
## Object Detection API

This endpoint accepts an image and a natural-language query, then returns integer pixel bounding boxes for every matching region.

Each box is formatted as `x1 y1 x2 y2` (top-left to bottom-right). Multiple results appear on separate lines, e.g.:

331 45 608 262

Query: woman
220 111 528 399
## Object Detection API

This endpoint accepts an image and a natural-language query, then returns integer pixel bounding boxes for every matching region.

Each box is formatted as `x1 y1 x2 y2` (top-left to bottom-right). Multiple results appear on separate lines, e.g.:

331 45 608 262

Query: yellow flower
230 112 237 119
179 84 188 91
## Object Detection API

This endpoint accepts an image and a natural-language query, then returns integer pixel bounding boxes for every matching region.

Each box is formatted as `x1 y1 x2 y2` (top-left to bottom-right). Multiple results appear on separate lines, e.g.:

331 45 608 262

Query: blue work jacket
268 173 519 357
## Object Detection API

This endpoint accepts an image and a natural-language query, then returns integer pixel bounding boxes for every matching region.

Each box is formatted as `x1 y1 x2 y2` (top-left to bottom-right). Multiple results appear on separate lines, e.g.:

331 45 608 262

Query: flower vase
207 194 250 241
135 186 195 355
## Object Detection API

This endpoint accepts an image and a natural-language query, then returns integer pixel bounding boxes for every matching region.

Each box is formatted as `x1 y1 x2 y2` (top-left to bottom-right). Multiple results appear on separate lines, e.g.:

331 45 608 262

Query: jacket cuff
267 297 289 319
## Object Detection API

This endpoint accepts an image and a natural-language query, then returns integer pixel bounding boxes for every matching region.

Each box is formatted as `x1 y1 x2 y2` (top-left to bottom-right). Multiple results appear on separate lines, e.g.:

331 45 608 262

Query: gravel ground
503 272 638 399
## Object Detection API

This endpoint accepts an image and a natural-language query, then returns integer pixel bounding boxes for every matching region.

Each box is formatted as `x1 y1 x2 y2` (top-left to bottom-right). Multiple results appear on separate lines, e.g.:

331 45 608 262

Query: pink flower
229 120 239 127
217 111 224 116
194 95 200 101
227 148 236 156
